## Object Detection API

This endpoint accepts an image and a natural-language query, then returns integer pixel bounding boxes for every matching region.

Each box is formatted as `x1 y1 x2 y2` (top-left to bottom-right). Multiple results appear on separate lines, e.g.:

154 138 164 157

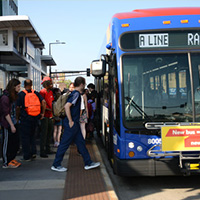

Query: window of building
0 30 8 46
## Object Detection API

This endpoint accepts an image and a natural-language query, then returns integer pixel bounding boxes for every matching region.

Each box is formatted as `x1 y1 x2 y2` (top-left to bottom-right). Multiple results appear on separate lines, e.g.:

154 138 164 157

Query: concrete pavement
0 138 118 200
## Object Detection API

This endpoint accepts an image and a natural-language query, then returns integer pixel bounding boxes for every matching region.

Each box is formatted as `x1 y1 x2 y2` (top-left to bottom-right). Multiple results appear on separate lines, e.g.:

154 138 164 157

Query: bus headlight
128 142 134 148
137 146 143 152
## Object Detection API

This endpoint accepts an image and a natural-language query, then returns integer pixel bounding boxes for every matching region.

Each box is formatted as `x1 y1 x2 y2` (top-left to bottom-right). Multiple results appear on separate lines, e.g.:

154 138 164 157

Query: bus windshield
122 53 200 128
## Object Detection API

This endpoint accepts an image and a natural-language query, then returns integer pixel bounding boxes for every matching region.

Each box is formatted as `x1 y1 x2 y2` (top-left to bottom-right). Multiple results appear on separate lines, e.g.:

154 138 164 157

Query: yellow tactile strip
63 142 110 200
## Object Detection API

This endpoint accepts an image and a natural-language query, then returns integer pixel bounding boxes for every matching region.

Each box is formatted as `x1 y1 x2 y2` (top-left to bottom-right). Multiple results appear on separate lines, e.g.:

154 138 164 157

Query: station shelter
0 15 56 93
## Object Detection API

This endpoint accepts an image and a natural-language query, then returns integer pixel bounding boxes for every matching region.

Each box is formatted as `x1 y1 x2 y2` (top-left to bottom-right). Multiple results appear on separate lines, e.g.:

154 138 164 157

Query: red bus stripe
113 7 200 19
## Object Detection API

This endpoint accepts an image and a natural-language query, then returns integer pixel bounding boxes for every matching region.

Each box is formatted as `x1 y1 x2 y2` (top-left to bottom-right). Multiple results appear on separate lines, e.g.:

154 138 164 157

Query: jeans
53 121 92 167
20 119 38 160
40 117 53 155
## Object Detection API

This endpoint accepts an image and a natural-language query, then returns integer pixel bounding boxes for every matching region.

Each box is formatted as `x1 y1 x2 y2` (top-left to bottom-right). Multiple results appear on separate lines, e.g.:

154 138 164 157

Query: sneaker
54 142 60 147
6 161 20 168
32 154 37 159
2 164 8 169
20 158 32 162
40 154 48 158
10 160 21 166
84 162 100 170
51 166 67 172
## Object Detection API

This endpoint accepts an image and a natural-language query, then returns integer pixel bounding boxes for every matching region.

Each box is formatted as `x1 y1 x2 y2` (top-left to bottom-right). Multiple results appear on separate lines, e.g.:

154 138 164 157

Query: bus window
161 74 167 95
114 67 120 133
150 77 154 90
179 70 187 99
168 72 177 98
155 75 160 90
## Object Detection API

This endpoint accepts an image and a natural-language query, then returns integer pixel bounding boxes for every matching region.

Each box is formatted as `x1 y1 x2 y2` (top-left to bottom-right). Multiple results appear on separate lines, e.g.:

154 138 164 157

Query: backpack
52 91 71 118
23 90 41 116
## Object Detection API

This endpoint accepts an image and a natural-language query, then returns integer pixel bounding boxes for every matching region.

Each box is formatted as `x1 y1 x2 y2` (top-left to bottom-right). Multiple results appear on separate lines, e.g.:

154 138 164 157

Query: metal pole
49 65 52 78
49 43 52 78
188 53 196 121
49 41 66 55
49 43 52 55
48 41 66 78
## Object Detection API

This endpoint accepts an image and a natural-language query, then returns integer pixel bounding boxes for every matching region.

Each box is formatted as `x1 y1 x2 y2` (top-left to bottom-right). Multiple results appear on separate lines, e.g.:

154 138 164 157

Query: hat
41 76 52 84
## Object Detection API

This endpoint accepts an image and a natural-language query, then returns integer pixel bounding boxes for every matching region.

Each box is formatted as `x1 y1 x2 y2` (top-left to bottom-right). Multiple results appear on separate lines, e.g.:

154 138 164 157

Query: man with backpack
51 77 100 172
16 79 46 161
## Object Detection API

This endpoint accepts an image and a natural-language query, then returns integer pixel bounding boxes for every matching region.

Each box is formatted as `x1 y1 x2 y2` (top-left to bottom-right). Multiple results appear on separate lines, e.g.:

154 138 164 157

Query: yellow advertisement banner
161 126 200 151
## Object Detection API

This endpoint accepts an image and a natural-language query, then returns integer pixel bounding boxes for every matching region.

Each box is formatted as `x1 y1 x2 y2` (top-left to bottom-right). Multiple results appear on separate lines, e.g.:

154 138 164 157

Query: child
52 88 62 147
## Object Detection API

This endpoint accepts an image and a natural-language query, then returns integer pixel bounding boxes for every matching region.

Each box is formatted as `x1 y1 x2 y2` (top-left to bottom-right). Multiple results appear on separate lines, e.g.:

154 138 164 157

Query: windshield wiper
144 103 187 109
125 96 152 121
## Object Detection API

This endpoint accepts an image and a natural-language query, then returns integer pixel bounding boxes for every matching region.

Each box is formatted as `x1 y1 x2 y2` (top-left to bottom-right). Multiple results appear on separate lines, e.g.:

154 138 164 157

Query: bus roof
113 7 200 20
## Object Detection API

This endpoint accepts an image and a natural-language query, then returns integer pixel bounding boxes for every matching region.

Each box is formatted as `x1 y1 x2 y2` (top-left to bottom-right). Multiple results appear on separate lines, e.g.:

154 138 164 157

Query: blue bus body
94 8 200 176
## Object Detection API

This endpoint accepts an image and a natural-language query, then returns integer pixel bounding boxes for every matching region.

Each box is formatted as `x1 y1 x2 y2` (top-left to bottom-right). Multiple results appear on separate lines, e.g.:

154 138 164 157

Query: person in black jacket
16 79 46 161
0 78 21 168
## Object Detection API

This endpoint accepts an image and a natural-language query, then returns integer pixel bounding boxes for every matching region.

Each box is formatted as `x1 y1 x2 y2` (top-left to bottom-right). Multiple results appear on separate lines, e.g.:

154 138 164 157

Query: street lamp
48 40 66 78
49 40 66 55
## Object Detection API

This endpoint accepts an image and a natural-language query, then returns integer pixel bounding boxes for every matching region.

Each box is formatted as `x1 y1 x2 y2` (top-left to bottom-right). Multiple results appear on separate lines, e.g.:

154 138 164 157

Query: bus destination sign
120 31 200 50
139 33 169 48
139 32 200 48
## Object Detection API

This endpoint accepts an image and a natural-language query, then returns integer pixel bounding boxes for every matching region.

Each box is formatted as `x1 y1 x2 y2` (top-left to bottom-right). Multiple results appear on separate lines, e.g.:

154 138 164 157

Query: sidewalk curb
92 139 119 200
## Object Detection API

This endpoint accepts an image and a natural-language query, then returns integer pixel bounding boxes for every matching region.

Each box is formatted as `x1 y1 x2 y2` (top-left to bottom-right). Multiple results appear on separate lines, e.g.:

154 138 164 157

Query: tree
63 79 72 88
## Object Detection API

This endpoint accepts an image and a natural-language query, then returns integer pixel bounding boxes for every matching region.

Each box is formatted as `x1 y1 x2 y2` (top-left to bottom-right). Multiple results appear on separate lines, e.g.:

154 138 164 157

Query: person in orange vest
39 77 54 158
16 79 46 161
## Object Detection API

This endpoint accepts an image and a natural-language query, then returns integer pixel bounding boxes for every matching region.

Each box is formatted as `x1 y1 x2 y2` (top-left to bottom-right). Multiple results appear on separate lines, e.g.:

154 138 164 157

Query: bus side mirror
91 59 106 77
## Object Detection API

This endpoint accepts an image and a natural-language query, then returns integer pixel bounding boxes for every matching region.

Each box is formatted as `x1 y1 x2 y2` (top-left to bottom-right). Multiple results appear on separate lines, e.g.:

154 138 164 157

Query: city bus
91 7 200 176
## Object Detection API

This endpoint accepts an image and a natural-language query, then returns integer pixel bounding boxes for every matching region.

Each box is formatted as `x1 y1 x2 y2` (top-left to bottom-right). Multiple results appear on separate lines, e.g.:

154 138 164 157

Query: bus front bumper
113 155 184 176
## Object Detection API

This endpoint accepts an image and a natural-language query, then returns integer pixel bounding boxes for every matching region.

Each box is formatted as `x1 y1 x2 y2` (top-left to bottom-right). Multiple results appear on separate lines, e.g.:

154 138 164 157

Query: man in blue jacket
51 77 100 172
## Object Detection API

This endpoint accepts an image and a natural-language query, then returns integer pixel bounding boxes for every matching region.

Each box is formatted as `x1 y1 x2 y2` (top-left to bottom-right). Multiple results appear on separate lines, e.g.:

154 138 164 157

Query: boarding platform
0 138 118 200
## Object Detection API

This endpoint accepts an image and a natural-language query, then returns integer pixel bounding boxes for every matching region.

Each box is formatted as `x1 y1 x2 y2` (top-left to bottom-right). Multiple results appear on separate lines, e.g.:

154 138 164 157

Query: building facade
0 0 18 16
0 0 55 93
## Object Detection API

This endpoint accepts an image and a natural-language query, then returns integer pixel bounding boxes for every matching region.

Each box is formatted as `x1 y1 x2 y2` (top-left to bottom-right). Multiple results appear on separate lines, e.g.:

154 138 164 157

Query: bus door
101 73 109 147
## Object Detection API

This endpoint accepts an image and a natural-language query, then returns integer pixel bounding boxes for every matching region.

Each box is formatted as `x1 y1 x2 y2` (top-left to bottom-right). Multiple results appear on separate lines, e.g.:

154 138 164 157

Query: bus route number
139 33 169 48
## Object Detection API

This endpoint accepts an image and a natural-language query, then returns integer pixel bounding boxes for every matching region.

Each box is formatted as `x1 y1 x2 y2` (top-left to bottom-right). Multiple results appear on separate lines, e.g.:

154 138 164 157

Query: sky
18 0 200 84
